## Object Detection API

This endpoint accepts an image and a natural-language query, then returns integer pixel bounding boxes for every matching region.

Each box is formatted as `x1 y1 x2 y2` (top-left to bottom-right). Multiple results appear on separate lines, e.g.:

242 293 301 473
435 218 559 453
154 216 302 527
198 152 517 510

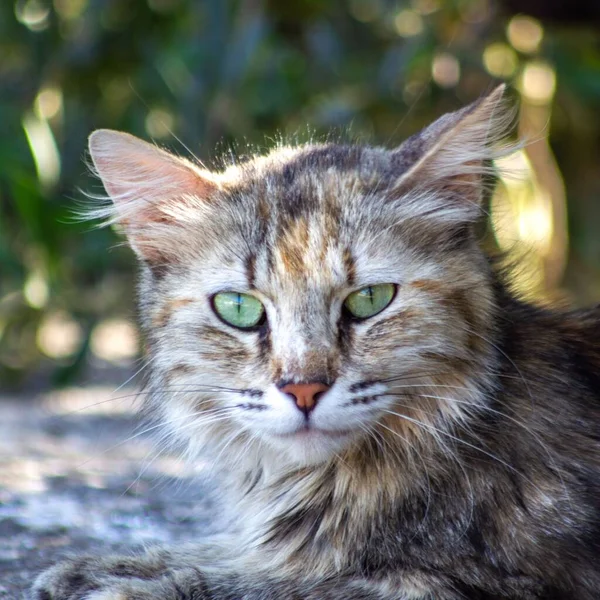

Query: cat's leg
31 551 434 600
30 540 229 599
30 552 172 600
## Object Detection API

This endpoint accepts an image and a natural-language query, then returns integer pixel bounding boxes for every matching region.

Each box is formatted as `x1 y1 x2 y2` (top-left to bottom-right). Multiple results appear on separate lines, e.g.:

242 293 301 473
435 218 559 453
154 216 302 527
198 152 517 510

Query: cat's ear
88 129 218 266
393 85 513 217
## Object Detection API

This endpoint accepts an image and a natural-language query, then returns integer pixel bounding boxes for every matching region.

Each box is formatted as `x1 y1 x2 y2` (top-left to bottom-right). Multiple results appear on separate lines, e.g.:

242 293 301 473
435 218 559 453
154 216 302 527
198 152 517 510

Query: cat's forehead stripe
277 144 366 179
343 248 355 287
276 218 310 278
245 253 256 289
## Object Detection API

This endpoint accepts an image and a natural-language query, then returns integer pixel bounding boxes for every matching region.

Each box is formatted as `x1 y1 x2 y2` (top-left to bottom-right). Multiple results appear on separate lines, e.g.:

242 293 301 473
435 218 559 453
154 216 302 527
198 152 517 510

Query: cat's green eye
212 292 265 330
344 284 396 320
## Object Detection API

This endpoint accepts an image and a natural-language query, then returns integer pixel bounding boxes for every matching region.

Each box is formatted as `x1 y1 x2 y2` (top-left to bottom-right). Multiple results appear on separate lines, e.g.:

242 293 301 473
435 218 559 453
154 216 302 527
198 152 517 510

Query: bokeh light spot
37 312 83 359
15 0 50 31
483 43 518 78
34 86 63 121
91 319 139 363
22 112 61 189
394 10 424 37
519 61 556 104
24 272 49 309
53 0 87 21
411 0 439 16
432 53 460 88
507 15 543 54
145 108 175 139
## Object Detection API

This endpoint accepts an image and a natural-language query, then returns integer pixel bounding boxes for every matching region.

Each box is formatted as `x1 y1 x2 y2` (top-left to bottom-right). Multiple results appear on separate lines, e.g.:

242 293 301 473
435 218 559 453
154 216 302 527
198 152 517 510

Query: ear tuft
393 84 517 214
86 129 218 264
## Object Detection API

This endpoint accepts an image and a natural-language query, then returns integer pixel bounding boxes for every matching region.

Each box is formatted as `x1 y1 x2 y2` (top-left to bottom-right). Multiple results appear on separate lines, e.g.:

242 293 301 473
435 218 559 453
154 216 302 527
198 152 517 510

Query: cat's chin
263 427 355 466
273 426 353 440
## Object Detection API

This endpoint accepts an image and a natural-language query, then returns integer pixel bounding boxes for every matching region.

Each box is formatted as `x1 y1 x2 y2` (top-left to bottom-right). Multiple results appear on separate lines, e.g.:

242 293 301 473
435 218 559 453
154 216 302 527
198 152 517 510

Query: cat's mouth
273 425 352 440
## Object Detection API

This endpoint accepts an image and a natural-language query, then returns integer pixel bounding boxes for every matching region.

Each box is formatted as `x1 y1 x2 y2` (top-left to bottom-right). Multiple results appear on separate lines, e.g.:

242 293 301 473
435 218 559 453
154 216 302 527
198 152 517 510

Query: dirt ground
0 386 221 599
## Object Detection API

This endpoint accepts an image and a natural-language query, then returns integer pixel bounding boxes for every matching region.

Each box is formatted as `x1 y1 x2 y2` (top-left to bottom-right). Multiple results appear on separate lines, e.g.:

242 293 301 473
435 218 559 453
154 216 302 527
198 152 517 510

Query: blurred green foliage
1 0 600 389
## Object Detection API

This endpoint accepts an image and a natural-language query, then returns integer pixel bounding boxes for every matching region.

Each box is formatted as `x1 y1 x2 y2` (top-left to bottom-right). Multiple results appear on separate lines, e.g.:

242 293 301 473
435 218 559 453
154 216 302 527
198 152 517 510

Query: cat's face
89 87 509 467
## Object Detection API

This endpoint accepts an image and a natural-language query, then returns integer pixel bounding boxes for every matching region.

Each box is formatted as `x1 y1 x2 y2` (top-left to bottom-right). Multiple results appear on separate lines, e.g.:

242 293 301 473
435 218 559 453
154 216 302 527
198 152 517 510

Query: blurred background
1 0 600 392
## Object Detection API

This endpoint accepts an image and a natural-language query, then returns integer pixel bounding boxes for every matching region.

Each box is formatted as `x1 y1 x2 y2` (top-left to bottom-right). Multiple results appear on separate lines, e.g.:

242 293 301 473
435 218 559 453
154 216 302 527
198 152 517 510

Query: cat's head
89 86 513 468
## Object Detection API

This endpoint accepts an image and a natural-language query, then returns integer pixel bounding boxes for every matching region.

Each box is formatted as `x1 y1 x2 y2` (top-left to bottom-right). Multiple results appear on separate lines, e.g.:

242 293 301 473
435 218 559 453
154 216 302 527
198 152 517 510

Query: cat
32 85 600 600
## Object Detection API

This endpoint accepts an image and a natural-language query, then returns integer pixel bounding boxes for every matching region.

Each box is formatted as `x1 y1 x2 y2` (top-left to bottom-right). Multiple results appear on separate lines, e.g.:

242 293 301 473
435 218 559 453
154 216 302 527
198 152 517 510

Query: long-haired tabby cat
33 86 600 600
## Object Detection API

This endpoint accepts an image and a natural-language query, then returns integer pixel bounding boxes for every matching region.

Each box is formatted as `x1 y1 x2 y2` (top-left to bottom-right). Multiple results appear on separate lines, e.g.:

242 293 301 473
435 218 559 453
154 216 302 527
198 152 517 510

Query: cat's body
33 87 600 600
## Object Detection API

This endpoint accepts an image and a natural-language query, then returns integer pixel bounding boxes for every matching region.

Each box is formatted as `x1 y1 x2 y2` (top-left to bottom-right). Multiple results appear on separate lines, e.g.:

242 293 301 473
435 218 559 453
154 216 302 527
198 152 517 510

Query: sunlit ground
1 384 201 495
0 383 221 596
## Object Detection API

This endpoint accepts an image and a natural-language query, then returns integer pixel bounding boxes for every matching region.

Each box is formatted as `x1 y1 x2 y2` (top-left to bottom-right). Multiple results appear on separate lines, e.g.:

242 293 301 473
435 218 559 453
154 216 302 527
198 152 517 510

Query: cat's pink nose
280 382 330 415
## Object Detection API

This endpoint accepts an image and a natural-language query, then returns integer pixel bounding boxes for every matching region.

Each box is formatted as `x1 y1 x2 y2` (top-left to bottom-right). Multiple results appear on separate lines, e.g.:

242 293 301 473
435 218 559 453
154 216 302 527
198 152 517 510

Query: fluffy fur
33 86 600 600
